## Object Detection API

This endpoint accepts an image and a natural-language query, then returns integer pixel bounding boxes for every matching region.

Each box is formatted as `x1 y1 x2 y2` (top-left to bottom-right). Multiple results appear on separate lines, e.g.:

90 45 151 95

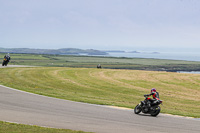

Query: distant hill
0 48 108 55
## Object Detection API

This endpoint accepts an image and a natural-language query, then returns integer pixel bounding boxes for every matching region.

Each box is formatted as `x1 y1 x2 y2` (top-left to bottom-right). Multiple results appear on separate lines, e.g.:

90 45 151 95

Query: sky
0 0 200 51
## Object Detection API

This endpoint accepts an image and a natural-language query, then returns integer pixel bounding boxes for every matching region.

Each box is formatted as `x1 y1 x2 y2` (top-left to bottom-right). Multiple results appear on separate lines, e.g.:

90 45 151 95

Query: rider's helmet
151 88 156 93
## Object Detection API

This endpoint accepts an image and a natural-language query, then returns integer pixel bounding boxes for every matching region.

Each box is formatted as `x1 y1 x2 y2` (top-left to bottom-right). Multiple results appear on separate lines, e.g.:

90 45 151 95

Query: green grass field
0 121 91 133
1 53 200 71
0 67 200 118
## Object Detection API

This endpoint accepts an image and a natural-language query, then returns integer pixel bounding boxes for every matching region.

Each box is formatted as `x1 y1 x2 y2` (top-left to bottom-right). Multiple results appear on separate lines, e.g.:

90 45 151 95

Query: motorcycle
2 57 9 66
134 95 163 117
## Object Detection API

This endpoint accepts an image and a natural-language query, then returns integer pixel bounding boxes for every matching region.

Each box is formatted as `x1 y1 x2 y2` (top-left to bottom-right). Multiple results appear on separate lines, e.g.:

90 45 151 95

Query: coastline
106 51 200 62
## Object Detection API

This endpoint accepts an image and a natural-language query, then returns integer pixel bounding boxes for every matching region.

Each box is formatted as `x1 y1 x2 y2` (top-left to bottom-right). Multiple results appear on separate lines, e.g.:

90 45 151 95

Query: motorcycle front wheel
134 104 142 114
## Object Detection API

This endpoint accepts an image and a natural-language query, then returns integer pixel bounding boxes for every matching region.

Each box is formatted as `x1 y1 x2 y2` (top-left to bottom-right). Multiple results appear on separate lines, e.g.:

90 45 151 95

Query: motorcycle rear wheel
134 104 142 114
151 106 160 117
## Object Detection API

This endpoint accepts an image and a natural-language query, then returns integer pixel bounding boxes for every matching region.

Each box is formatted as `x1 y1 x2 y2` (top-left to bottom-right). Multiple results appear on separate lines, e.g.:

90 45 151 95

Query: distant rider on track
2 53 11 66
4 53 11 61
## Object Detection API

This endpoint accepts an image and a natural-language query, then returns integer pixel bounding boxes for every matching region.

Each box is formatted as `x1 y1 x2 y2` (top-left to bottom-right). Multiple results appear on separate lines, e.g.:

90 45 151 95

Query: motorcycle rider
144 88 160 107
4 53 11 62
134 88 162 116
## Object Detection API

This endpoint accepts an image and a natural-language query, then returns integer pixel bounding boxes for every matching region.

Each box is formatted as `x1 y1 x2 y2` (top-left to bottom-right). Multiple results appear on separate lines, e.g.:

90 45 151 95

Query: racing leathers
145 92 160 107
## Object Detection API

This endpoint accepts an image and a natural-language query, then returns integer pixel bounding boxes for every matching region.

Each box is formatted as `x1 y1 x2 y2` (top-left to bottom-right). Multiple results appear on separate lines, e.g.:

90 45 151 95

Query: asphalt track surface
1 85 200 133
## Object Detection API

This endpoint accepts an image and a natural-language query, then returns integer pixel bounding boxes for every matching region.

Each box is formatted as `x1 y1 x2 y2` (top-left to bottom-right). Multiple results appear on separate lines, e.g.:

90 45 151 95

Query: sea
107 51 200 62
105 47 200 62
104 47 200 74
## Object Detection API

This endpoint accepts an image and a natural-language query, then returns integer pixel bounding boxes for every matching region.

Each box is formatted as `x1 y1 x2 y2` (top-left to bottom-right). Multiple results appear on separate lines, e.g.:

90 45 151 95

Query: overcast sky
0 0 200 50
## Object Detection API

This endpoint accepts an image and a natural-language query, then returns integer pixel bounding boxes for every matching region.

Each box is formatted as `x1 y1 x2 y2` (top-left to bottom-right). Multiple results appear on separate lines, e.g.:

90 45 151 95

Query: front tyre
151 106 160 117
134 104 142 114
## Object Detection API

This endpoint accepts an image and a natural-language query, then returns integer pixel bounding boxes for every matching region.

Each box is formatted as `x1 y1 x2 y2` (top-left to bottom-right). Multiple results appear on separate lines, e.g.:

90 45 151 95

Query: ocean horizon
106 49 200 62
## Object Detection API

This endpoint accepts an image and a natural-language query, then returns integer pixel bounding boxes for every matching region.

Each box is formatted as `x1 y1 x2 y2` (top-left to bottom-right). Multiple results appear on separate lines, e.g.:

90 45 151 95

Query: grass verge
0 121 91 133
